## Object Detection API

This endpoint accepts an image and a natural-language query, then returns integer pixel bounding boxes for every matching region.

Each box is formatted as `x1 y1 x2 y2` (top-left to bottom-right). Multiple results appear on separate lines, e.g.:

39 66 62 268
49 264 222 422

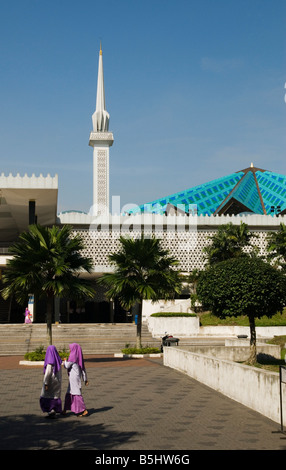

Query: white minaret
89 43 114 216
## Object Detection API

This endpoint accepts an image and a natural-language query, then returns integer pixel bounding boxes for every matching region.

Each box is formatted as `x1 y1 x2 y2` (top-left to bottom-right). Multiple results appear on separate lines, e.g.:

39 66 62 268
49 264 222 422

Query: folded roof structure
129 166 286 216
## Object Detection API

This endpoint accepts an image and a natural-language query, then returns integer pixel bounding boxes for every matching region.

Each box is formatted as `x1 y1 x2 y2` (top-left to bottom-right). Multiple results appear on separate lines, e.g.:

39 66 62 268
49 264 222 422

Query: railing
0 247 11 254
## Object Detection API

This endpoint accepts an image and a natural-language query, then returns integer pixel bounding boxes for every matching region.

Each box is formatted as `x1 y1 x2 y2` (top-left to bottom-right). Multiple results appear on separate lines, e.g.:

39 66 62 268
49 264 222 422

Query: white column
89 45 113 216
90 134 113 215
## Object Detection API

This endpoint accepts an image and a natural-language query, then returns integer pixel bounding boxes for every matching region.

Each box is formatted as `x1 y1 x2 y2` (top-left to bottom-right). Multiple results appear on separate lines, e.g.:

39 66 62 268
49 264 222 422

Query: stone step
0 323 161 355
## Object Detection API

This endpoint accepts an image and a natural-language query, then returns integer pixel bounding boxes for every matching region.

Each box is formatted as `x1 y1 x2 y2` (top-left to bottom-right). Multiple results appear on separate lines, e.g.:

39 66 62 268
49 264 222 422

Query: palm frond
1 224 95 303
98 235 182 310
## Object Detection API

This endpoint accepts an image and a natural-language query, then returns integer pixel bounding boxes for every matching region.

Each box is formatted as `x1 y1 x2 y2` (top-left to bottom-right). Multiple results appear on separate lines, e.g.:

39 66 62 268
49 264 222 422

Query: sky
0 0 285 214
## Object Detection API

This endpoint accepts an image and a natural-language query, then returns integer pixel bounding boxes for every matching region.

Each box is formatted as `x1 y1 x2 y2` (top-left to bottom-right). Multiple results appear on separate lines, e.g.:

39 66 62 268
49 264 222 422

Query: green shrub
24 346 69 361
24 346 46 361
121 346 161 354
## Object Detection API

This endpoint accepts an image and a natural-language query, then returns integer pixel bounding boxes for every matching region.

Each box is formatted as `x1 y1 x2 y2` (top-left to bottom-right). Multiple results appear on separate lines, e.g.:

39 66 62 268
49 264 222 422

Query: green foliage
98 235 182 349
197 257 286 320
98 235 182 310
1 224 95 304
1 224 96 345
24 346 69 361
121 346 161 354
24 346 46 361
267 335 286 347
203 222 257 265
266 223 286 271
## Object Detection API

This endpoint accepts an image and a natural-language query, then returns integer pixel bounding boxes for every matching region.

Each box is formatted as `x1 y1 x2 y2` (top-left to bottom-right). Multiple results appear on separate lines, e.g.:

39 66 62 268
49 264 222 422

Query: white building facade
0 46 285 323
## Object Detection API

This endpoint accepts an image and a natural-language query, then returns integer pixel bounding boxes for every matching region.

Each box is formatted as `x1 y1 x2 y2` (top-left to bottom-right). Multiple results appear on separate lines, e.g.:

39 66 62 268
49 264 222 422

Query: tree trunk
136 301 143 349
248 313 257 364
46 295 53 346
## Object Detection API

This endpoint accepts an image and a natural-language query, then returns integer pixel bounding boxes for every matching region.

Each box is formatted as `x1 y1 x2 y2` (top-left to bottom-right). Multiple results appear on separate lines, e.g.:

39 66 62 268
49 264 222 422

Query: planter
114 353 162 358
19 360 44 366
147 315 200 337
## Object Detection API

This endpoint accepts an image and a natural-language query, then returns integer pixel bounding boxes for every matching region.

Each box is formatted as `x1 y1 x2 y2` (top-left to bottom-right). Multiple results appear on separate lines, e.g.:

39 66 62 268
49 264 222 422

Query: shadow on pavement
0 410 137 450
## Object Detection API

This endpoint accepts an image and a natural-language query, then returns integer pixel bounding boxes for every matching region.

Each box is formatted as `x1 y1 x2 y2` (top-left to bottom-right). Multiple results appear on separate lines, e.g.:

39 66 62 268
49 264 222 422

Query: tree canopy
203 222 256 265
196 256 286 362
266 222 286 271
1 224 95 344
98 235 182 348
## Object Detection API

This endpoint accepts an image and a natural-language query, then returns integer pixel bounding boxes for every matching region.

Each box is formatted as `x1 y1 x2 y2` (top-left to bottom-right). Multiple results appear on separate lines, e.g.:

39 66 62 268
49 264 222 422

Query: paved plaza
0 354 285 453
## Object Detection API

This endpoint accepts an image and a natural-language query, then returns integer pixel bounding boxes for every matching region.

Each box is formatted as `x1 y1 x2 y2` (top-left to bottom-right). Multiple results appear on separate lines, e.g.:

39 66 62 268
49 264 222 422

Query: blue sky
0 0 285 213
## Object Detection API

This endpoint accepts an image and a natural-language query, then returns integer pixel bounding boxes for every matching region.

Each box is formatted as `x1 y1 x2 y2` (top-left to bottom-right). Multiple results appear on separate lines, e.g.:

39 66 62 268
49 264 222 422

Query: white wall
0 255 12 267
72 214 283 274
147 315 200 337
164 347 286 426
142 299 192 319
181 343 281 361
200 325 286 338
146 316 286 339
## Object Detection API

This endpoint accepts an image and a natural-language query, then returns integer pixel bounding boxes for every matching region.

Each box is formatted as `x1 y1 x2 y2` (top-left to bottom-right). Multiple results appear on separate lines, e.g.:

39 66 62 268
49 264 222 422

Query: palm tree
1 224 95 345
188 269 200 312
97 235 182 348
266 222 286 271
203 222 256 265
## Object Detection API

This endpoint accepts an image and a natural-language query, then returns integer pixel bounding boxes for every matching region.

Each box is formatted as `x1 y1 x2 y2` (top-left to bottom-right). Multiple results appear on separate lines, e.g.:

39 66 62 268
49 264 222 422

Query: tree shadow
0 413 137 450
256 353 285 369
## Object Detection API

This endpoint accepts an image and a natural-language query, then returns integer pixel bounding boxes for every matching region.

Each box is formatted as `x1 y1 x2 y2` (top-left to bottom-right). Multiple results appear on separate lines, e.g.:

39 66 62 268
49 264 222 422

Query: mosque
0 45 285 323
128 164 286 217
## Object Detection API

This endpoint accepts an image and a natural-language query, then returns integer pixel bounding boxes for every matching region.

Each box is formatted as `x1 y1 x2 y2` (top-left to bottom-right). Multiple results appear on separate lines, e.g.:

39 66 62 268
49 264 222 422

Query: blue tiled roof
128 167 286 216
256 171 286 214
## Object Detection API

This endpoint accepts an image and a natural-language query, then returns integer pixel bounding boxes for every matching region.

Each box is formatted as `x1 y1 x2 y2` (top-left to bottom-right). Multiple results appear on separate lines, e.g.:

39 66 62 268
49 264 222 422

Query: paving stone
0 355 285 451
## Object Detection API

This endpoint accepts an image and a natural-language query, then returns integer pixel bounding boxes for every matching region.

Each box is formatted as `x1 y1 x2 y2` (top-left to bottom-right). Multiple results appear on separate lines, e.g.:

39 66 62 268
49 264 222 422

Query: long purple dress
63 343 88 415
40 345 62 416
24 308 32 323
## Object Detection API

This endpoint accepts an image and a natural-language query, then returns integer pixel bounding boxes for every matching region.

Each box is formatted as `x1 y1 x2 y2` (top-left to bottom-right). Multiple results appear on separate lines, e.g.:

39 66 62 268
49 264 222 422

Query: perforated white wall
73 227 270 273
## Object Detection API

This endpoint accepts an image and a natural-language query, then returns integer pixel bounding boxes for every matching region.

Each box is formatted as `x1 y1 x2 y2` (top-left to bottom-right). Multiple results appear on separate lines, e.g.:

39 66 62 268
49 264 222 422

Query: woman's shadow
86 406 113 416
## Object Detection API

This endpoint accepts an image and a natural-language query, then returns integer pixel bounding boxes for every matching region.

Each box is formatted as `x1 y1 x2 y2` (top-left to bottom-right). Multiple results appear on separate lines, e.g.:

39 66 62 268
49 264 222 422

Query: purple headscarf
44 345 62 375
68 343 85 370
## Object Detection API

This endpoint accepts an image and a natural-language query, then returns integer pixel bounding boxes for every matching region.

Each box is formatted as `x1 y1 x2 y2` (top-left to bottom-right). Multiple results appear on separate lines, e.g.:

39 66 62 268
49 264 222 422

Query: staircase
0 323 161 355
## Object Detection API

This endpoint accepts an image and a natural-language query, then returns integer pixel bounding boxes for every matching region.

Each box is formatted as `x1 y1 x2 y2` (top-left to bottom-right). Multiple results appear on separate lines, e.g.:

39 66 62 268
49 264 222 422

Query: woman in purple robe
40 345 62 418
63 343 89 417
24 308 32 323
